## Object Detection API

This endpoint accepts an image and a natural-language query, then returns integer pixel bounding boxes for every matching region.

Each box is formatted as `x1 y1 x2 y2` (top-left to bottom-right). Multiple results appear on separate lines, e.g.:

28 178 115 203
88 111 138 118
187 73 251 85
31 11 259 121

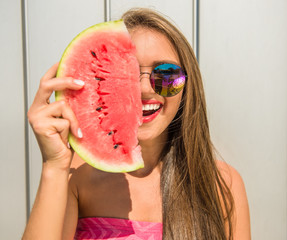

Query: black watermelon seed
108 131 113 136
91 51 96 57
95 77 102 81
113 144 119 149
96 107 102 111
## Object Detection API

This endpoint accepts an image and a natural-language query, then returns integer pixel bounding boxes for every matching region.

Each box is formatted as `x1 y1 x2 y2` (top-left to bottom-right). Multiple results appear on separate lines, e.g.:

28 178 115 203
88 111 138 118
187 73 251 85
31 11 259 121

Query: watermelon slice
56 20 144 172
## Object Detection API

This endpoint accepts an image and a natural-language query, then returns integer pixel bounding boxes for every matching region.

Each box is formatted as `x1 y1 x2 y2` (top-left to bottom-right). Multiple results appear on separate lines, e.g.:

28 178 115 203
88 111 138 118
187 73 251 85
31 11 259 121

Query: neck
129 131 167 177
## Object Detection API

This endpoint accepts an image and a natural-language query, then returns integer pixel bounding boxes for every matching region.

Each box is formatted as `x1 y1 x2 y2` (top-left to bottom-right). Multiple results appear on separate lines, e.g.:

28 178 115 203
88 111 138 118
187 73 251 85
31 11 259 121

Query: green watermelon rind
55 20 144 173
69 133 144 173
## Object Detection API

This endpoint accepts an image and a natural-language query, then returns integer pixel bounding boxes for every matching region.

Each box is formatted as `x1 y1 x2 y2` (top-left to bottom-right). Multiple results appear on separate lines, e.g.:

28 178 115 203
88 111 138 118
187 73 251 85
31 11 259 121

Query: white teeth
152 104 159 110
142 104 161 111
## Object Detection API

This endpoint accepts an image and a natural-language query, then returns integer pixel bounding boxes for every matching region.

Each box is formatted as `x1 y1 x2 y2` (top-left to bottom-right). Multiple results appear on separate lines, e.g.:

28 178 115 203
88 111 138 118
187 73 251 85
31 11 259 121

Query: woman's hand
27 63 84 170
23 63 84 240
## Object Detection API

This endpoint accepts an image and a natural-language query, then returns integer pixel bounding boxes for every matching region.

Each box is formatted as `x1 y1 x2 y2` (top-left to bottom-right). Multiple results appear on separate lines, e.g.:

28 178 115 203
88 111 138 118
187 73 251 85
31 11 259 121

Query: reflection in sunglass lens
150 63 186 97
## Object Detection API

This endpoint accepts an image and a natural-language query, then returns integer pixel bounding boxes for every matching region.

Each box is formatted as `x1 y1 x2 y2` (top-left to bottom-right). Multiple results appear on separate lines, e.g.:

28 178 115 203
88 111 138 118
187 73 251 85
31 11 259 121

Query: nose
139 72 155 94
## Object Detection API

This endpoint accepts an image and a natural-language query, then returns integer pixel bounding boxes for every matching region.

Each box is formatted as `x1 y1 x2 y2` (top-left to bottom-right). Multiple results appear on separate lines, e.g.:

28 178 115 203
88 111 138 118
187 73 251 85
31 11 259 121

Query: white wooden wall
0 0 286 239
25 0 105 215
199 1 287 239
0 1 26 239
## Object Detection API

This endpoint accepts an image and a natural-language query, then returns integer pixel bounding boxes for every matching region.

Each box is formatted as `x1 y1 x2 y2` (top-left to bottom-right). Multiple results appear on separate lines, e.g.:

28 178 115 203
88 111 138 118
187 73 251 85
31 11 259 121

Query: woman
23 8 250 240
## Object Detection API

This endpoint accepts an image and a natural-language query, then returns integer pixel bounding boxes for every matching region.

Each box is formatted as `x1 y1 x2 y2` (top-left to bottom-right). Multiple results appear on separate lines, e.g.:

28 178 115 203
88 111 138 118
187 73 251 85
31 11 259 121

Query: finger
50 118 71 147
30 63 58 108
41 63 59 82
39 100 81 138
34 77 85 107
34 118 72 161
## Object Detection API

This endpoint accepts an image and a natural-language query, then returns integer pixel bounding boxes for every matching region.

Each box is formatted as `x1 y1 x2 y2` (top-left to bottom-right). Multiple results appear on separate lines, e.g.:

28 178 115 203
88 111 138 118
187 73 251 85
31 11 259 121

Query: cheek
162 95 183 123
137 93 183 141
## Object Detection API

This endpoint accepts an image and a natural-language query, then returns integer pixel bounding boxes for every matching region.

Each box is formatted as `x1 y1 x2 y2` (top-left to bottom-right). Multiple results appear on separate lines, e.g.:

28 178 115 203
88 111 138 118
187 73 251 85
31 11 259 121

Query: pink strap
74 217 162 240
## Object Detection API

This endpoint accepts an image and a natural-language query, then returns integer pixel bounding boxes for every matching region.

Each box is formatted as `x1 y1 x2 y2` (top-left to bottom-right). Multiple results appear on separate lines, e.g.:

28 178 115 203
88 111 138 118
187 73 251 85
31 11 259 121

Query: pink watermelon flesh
56 20 144 172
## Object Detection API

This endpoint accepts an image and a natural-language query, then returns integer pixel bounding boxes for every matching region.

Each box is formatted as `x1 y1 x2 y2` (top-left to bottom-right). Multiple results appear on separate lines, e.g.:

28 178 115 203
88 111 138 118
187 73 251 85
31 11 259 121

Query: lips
142 100 163 123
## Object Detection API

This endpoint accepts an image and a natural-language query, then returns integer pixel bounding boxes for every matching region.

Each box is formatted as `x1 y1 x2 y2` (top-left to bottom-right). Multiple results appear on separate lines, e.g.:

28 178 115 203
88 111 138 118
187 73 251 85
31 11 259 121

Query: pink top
74 217 163 240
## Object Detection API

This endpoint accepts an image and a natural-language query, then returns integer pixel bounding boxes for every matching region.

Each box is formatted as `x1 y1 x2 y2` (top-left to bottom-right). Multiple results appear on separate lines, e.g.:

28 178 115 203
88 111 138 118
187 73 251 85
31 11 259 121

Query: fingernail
74 79 85 86
67 142 71 149
78 128 83 138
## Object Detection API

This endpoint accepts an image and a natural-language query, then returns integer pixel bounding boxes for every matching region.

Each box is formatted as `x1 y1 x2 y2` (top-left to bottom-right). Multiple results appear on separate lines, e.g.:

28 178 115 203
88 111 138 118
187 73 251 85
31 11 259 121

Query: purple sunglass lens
151 63 186 97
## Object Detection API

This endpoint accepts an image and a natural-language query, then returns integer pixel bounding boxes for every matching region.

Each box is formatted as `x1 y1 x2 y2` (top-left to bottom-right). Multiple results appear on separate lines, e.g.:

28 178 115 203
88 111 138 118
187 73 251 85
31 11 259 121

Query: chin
137 128 155 142
137 125 167 143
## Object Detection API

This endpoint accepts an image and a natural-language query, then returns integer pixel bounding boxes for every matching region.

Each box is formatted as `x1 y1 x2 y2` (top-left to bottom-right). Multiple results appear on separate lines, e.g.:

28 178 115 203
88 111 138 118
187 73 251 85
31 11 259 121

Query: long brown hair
123 8 234 239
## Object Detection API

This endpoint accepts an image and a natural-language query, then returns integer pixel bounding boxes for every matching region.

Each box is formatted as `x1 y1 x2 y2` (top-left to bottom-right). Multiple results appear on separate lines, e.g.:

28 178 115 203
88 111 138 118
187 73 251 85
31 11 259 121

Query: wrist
42 153 73 172
42 161 70 178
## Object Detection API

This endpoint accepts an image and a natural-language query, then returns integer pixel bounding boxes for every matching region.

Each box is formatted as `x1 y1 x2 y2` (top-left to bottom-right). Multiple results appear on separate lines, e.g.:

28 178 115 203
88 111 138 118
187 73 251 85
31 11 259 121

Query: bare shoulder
216 160 244 189
216 160 251 239
68 153 86 195
62 153 88 240
70 152 86 171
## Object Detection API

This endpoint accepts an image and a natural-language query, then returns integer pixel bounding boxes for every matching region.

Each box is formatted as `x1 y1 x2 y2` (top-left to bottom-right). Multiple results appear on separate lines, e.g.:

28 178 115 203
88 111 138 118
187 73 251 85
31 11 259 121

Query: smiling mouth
143 109 158 116
142 103 162 116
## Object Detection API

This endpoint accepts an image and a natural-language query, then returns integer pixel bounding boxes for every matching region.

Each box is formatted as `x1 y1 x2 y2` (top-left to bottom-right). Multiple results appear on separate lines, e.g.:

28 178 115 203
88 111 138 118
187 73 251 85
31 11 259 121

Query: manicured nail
67 142 71 149
74 79 85 86
78 128 83 138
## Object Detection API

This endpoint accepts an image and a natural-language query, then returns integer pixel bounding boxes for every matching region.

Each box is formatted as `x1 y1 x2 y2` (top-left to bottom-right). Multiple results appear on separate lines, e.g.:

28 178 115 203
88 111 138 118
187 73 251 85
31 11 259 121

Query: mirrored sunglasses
140 63 187 97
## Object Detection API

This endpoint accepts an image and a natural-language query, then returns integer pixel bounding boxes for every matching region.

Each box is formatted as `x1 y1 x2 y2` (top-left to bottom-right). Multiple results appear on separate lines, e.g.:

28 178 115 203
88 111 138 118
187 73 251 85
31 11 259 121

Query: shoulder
68 153 115 195
216 160 244 191
61 153 87 240
216 160 251 239
68 153 88 197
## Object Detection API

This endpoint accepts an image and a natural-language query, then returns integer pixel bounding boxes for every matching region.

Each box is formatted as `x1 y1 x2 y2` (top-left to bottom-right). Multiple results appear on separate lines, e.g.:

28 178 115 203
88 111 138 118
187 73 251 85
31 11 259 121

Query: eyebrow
140 60 180 67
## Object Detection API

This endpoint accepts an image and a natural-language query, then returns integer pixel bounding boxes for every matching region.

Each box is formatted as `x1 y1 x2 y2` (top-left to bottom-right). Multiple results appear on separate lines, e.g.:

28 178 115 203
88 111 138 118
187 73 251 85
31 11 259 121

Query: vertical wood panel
199 1 287 239
0 1 26 239
25 0 105 210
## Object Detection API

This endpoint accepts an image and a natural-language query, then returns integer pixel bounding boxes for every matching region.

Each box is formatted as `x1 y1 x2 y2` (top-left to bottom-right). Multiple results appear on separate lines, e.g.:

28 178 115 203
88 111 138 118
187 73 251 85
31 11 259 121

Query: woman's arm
217 161 251 239
22 63 84 240
229 165 251 239
22 166 71 239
